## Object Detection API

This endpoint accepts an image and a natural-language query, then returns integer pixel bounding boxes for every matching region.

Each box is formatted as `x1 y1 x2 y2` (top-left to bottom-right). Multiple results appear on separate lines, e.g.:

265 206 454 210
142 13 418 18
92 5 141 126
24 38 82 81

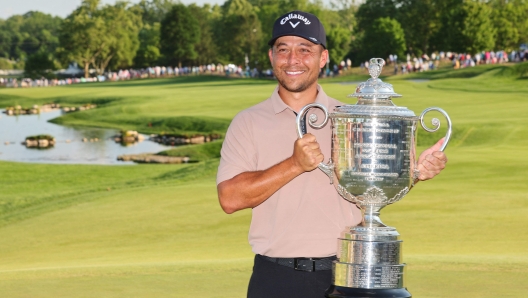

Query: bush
0 58 14 70
26 134 55 141
24 51 57 79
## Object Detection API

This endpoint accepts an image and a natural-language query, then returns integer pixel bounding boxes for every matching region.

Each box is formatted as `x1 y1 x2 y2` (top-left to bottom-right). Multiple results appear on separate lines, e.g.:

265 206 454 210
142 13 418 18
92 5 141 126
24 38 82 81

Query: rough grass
0 65 527 297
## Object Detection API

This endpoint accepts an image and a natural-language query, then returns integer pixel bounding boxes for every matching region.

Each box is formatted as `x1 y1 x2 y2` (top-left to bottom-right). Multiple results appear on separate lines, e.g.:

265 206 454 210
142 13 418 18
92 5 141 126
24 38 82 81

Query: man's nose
287 51 301 64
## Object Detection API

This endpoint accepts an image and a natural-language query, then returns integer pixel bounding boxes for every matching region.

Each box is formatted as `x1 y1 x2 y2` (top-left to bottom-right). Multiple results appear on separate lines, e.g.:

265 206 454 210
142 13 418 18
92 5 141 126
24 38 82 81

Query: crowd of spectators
1 48 527 88
362 48 528 75
0 63 264 88
448 49 527 69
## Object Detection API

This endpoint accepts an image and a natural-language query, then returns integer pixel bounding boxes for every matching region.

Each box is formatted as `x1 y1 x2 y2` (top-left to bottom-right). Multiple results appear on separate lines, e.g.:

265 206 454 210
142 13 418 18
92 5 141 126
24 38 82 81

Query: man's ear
268 48 274 67
319 49 328 68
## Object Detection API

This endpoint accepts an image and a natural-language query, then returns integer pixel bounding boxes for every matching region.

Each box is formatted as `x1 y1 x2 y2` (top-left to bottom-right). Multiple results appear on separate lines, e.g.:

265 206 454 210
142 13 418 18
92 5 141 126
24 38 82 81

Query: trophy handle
295 103 335 182
418 107 452 152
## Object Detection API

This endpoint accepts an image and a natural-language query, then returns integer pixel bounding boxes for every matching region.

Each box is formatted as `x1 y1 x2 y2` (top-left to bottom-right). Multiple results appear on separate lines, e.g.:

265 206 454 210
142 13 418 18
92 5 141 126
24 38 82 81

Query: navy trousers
247 254 332 298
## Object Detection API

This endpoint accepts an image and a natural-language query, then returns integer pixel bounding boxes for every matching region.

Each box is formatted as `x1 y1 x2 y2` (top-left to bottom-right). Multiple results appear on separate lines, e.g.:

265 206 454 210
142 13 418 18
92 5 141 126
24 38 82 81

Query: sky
0 0 226 19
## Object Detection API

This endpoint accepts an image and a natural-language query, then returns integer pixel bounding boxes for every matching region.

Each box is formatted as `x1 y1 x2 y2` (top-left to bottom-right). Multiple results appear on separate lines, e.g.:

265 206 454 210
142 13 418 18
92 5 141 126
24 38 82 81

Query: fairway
1 67 527 297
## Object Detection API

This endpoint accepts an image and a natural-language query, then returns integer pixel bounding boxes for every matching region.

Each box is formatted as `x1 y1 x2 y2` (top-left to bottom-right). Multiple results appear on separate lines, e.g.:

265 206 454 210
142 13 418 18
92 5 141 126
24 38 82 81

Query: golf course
0 63 527 297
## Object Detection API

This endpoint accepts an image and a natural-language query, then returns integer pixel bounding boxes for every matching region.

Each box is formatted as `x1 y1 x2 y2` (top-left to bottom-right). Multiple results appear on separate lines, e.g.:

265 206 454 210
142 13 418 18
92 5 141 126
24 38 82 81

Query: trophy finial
368 58 385 79
349 58 401 99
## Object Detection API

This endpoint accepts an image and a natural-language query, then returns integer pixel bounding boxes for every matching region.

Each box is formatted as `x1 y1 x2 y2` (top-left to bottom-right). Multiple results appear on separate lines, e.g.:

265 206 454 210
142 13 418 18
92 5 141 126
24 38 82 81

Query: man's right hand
291 133 324 172
218 133 324 213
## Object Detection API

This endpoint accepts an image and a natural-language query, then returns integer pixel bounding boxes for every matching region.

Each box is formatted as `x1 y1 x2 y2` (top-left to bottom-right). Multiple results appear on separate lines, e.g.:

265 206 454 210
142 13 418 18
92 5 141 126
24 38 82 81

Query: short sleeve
216 111 257 185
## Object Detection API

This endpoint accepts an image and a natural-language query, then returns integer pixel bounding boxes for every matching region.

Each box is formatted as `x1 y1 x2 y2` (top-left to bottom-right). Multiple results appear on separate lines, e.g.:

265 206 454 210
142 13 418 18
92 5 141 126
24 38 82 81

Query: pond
0 109 171 165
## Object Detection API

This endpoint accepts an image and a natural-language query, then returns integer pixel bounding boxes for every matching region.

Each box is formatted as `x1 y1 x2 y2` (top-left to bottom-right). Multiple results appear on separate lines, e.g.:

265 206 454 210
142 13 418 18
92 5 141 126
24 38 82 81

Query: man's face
268 36 328 93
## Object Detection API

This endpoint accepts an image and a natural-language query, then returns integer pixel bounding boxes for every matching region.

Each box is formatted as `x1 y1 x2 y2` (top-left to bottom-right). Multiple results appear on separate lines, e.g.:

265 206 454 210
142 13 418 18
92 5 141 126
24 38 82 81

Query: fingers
417 138 445 164
416 138 448 181
430 137 446 152
417 151 447 181
432 151 448 163
292 133 324 172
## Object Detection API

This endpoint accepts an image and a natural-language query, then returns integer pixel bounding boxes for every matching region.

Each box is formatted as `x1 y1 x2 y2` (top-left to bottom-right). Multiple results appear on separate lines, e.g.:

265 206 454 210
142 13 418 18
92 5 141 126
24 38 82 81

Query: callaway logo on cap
268 10 327 49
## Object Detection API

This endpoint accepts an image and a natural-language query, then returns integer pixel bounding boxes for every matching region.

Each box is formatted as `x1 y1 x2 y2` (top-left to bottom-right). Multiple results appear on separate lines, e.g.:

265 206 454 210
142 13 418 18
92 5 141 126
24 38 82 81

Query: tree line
0 0 526 78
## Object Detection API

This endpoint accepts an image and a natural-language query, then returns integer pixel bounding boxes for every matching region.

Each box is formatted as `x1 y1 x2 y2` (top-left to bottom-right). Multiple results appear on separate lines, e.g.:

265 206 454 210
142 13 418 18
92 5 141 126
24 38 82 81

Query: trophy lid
332 58 416 118
348 58 402 99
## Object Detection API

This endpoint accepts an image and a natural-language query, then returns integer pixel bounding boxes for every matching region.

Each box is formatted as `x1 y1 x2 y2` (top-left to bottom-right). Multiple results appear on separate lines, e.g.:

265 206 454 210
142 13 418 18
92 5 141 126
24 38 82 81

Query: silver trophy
296 58 452 297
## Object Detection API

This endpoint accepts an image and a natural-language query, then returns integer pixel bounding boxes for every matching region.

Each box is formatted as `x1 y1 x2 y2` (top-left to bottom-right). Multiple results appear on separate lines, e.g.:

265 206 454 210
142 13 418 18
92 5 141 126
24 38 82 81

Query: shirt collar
271 84 329 115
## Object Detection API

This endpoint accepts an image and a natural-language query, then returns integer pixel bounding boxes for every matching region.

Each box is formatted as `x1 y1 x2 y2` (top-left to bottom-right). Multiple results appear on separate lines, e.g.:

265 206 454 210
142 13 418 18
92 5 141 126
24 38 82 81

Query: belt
260 254 336 272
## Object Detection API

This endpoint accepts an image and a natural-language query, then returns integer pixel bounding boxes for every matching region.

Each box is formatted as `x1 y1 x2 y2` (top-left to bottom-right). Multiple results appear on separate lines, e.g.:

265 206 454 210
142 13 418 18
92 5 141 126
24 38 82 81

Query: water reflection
0 109 171 165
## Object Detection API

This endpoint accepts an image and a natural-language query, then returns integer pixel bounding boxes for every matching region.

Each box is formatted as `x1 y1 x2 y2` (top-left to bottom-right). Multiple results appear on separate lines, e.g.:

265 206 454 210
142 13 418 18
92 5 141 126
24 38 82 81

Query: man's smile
285 70 305 75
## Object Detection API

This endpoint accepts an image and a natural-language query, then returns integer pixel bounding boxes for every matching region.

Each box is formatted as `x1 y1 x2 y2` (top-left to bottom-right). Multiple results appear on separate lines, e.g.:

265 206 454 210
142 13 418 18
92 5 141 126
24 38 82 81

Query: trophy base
325 285 411 298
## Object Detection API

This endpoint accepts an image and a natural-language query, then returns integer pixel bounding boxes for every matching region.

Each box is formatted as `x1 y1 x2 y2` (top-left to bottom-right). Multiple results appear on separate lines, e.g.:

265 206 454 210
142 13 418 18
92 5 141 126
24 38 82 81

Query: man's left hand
416 138 448 181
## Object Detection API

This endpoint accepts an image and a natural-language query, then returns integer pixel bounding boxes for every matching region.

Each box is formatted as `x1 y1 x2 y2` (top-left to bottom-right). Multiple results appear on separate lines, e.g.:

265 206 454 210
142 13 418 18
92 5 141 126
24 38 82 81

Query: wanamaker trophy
296 58 452 297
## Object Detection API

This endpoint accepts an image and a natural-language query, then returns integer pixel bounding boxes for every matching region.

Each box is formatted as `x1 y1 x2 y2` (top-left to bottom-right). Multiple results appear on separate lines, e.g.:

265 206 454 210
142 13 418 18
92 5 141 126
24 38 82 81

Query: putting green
0 66 527 297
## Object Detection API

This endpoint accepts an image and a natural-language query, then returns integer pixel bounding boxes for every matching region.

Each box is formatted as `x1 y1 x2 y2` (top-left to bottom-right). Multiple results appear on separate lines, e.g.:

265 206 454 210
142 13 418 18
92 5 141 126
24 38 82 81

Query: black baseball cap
268 10 327 49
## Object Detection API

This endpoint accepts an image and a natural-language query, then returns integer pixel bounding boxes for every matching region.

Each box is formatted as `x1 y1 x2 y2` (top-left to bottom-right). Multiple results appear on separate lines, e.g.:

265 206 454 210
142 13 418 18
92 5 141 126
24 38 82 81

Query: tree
188 4 219 65
24 50 58 79
489 0 528 51
136 0 175 25
97 2 142 72
131 0 175 68
59 0 141 77
460 1 495 54
349 0 399 64
0 12 62 61
159 4 200 66
396 0 439 56
133 22 161 67
322 1 359 68
358 17 406 62
214 0 262 67
19 11 62 57
330 0 358 33
355 0 398 34
435 0 495 54
327 27 351 66
58 0 107 77
252 0 283 69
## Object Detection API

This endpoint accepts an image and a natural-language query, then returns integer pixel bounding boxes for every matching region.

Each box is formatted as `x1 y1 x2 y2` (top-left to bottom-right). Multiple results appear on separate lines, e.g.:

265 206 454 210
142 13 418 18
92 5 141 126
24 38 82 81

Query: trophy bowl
295 58 452 297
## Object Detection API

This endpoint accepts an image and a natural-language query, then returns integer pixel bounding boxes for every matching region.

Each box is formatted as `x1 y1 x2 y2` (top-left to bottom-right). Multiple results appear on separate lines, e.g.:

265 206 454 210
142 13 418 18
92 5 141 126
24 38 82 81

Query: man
216 11 447 298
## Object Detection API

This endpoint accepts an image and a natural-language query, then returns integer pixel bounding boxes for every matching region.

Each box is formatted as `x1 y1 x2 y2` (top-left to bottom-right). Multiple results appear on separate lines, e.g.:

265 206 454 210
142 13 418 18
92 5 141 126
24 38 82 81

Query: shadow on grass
0 93 29 107
404 65 506 80
51 96 124 106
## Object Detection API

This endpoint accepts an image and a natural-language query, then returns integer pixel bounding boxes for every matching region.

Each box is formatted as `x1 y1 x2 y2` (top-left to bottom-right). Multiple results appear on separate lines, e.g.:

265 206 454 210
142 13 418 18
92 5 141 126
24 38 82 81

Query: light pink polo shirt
217 85 361 258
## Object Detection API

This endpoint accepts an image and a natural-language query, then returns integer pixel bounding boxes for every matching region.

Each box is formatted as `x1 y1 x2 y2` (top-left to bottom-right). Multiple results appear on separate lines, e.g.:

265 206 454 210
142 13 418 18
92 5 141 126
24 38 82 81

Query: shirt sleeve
216 111 257 185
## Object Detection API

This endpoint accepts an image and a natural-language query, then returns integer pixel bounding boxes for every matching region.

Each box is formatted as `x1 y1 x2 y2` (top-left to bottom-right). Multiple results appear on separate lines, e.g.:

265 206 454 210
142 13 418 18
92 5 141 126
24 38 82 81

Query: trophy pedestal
325 285 411 298
326 223 411 298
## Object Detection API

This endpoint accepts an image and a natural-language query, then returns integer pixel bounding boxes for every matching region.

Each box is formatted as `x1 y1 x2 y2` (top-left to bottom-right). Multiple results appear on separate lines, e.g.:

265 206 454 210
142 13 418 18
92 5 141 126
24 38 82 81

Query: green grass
0 178 253 298
0 160 220 227
156 140 223 162
0 65 527 297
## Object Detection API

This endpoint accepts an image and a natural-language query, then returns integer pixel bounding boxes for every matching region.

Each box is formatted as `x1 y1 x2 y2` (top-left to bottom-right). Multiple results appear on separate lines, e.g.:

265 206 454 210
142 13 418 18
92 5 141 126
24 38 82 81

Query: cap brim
268 34 326 49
